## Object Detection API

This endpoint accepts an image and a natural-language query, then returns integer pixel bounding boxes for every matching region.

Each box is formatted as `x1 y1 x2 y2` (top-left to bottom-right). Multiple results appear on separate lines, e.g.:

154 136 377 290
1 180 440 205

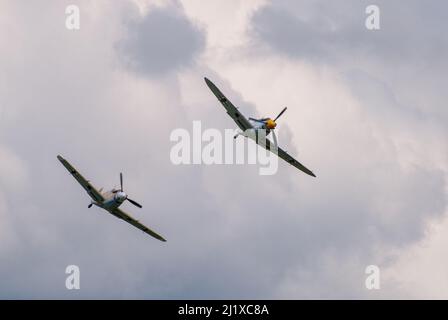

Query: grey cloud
117 6 205 76
247 0 448 298
252 0 448 63
0 0 447 299
251 0 448 120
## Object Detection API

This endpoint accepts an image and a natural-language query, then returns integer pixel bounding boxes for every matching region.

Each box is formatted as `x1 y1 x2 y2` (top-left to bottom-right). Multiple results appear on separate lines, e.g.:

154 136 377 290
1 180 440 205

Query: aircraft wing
204 77 253 131
111 208 167 242
277 146 316 177
258 138 316 177
57 155 105 202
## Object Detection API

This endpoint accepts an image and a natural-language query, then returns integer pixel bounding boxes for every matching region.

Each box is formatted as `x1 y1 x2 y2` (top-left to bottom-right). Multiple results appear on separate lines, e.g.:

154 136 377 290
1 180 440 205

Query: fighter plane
204 77 316 177
57 155 166 242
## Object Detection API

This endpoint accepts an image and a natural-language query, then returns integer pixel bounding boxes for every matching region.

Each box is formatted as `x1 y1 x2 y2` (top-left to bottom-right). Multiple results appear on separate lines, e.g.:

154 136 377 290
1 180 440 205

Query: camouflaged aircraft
204 77 316 177
57 155 166 242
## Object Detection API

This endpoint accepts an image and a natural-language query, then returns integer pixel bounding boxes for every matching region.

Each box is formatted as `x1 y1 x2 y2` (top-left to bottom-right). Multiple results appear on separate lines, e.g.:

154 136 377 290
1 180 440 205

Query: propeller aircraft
57 155 166 242
204 77 316 177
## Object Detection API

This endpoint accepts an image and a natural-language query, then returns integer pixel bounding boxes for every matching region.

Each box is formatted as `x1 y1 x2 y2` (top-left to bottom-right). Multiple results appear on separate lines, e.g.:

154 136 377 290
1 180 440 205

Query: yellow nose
266 119 277 129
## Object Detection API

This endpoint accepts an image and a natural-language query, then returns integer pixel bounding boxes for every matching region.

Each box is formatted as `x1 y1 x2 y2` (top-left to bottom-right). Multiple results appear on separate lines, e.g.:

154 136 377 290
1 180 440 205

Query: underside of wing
204 77 253 131
111 208 167 242
277 147 316 177
57 155 105 202
257 138 316 177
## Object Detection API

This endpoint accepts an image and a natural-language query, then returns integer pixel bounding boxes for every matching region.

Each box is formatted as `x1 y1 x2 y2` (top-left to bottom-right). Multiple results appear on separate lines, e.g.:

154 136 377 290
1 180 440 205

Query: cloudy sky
0 0 447 299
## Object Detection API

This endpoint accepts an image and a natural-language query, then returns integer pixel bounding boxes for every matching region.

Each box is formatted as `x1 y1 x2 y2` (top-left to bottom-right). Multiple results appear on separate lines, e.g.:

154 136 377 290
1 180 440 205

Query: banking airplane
205 77 316 177
57 155 166 242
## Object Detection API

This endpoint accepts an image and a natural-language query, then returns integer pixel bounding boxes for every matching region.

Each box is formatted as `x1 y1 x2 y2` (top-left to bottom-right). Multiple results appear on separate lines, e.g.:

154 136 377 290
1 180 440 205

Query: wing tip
155 234 167 242
57 155 67 165
204 77 217 89
146 229 167 242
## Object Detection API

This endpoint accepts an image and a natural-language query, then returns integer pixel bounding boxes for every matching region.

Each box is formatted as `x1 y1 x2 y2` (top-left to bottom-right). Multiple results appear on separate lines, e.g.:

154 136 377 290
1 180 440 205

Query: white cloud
0 0 446 298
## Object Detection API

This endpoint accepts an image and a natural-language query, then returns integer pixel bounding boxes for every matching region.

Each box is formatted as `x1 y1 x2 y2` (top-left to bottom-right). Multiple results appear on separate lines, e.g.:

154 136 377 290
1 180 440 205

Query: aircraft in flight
57 155 166 242
204 77 316 177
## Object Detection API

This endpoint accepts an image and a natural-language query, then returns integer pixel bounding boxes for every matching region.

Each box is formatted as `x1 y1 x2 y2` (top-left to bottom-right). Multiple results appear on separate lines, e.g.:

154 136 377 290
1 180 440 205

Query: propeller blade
120 173 123 192
127 198 143 209
274 107 287 121
248 117 266 124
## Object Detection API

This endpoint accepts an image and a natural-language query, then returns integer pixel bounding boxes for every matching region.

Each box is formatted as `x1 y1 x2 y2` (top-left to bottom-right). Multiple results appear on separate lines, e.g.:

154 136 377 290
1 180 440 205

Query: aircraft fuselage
92 189 127 210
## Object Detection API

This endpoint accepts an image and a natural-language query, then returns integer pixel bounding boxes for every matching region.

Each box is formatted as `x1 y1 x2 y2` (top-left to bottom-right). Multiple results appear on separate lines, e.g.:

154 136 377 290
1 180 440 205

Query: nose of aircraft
266 119 277 129
116 191 127 202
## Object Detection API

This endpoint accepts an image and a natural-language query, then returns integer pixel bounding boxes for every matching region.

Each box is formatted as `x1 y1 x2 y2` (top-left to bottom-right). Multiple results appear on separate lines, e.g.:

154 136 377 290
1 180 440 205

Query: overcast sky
0 0 447 299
